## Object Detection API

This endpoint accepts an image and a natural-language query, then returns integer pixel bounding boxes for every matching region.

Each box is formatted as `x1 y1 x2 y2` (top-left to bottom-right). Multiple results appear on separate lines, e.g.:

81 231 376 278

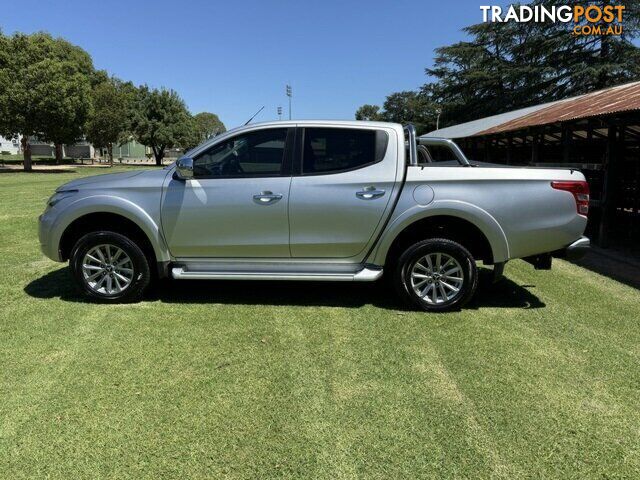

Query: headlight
46 190 78 208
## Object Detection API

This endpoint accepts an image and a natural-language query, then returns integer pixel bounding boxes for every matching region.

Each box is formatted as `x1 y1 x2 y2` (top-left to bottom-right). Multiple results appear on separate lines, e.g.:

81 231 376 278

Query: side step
171 266 383 282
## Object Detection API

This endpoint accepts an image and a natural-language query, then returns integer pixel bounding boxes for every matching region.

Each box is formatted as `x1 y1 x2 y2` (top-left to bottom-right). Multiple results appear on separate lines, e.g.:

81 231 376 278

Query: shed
423 81 640 248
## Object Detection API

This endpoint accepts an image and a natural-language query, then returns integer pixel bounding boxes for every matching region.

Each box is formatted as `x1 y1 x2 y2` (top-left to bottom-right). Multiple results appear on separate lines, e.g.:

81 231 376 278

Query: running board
171 266 383 282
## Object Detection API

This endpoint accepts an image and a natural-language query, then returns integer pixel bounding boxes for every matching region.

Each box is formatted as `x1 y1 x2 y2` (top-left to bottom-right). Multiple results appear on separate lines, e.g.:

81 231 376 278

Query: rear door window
301 128 387 175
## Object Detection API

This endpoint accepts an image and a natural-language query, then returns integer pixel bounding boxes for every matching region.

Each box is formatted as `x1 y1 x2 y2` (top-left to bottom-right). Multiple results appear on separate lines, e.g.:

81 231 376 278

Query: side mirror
175 156 194 180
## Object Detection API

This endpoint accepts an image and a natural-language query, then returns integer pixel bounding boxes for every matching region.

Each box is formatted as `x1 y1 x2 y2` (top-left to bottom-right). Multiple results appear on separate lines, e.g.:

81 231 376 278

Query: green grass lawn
1 167 639 479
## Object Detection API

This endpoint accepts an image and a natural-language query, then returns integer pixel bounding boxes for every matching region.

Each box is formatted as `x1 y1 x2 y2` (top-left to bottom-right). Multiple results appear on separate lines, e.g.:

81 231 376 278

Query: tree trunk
55 143 64 164
108 143 113 167
21 136 32 172
153 145 165 166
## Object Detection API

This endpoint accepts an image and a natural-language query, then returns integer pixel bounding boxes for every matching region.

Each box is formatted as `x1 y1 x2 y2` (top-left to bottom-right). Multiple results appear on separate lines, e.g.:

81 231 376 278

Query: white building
0 135 21 155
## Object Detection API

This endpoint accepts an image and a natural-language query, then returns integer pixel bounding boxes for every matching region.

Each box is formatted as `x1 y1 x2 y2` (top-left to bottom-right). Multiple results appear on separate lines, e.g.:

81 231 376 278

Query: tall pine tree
356 0 640 128
424 0 640 126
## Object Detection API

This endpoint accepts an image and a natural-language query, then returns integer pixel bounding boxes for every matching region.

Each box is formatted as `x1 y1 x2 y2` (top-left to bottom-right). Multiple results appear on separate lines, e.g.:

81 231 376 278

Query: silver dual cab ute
39 121 590 311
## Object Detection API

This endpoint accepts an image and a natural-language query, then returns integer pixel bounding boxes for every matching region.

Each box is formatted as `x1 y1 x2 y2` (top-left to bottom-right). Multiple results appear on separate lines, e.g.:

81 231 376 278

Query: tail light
551 180 590 217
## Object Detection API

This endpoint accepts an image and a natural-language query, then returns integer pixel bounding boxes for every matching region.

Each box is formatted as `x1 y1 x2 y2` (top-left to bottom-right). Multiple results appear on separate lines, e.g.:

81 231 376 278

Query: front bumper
38 211 62 261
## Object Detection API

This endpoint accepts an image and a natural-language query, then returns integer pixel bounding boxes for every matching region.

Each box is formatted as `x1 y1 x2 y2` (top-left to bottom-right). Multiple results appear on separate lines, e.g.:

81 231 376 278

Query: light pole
286 84 292 120
277 106 282 120
435 107 442 131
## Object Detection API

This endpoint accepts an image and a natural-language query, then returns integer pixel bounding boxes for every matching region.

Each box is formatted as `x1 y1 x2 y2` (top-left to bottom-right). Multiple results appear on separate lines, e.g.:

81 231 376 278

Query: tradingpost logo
480 4 626 35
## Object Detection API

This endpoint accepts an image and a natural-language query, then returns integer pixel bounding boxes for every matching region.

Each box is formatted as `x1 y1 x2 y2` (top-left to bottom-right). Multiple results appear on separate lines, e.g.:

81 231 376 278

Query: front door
161 127 294 258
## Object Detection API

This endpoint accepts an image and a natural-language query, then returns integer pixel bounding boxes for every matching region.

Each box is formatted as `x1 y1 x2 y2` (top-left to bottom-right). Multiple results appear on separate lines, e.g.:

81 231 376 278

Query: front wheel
394 238 478 312
70 231 150 303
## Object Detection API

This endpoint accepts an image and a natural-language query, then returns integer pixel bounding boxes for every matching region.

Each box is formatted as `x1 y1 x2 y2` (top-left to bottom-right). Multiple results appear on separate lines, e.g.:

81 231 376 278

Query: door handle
356 186 386 200
253 191 283 205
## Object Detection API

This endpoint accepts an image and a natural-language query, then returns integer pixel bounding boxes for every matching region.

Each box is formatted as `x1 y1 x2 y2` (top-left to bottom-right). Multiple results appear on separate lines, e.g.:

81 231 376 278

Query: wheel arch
370 203 510 267
55 197 170 269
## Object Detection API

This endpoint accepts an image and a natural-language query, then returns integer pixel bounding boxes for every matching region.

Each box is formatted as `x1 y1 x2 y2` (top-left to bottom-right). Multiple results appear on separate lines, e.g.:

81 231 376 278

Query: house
0 135 21 155
105 139 151 160
28 137 94 158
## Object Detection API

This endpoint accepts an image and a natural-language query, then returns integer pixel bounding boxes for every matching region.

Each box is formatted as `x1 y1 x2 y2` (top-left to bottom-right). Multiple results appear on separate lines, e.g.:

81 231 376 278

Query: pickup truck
39 121 590 311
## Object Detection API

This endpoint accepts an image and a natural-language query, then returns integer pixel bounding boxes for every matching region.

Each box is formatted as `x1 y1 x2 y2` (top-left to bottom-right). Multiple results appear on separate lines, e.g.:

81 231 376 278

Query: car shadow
25 267 545 310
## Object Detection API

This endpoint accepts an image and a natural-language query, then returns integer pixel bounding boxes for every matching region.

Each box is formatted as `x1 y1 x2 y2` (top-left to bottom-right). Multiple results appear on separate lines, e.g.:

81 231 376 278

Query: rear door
288 126 398 258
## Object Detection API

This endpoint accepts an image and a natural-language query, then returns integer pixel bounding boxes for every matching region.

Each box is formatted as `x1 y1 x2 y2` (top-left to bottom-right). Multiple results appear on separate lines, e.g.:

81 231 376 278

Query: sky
2 0 498 128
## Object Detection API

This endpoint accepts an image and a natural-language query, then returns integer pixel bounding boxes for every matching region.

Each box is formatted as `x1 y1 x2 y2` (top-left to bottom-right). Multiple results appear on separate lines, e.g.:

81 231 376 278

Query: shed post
562 124 571 163
598 124 618 247
531 130 539 164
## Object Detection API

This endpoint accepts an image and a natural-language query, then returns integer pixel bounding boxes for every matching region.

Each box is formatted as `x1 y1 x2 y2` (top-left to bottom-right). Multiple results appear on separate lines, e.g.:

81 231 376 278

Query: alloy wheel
410 252 464 305
81 244 134 295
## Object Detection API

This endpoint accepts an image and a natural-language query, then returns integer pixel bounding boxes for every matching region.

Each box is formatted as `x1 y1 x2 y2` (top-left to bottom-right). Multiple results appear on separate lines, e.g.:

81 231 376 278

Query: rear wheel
70 231 150 303
394 238 478 312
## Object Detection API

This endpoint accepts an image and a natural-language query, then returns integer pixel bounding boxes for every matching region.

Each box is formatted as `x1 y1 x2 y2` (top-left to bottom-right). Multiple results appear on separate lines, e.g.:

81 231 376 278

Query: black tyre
394 238 478 312
70 231 150 303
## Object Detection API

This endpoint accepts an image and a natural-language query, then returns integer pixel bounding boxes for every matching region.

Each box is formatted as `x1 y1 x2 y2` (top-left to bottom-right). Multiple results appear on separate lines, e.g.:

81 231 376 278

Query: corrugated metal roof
478 81 640 135
421 103 550 139
422 81 640 139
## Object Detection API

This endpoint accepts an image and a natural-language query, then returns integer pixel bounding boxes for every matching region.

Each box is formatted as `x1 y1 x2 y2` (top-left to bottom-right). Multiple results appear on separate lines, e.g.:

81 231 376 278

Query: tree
177 115 203 152
0 32 37 170
34 59 93 163
194 112 225 142
355 104 382 121
131 86 194 165
85 76 134 165
357 0 640 131
0 32 11 142
534 0 640 96
423 19 530 125
424 0 640 127
355 92 436 134
0 32 94 170
381 91 435 133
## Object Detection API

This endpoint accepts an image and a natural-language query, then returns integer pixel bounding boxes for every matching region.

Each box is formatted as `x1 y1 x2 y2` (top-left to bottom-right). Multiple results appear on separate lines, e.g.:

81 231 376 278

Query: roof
422 103 551 139
422 81 640 139
232 119 398 130
187 119 401 158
